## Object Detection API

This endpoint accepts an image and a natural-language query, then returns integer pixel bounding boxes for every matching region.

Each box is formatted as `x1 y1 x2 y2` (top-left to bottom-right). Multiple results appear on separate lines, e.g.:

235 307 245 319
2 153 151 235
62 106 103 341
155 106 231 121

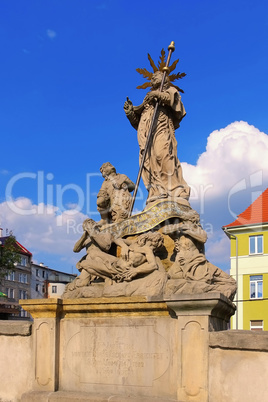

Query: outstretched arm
124 97 140 130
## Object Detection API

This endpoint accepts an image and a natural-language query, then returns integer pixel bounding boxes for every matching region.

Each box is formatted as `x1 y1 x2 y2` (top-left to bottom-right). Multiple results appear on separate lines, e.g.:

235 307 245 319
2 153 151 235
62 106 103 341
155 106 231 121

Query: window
36 269 39 277
6 288 15 299
42 270 46 278
20 307 28 318
19 290 27 300
5 272 15 281
20 256 27 266
35 284 39 292
52 285 57 293
249 235 263 255
250 275 263 299
19 273 27 283
250 320 263 331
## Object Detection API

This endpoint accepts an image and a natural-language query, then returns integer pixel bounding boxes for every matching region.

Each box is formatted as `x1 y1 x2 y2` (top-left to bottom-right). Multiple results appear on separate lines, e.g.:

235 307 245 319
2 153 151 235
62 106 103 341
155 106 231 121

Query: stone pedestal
165 294 233 402
20 293 235 402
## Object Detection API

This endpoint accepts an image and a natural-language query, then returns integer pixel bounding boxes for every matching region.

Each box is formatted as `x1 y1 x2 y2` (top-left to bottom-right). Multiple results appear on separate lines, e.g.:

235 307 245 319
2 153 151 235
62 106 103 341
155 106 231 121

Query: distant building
0 230 76 320
223 188 268 331
31 262 48 299
31 262 76 299
0 233 32 320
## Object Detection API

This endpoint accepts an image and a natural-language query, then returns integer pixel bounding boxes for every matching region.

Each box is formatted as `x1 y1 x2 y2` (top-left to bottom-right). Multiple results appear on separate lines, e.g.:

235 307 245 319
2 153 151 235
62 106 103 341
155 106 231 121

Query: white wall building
31 262 76 299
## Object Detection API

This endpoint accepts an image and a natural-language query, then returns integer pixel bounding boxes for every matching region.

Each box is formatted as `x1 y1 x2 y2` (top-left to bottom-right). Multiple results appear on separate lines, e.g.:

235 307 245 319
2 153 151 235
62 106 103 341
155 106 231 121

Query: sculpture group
64 43 236 301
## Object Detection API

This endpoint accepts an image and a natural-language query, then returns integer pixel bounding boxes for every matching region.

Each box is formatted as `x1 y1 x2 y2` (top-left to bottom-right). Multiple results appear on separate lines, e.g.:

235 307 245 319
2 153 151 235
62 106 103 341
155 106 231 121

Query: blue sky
1 0 268 273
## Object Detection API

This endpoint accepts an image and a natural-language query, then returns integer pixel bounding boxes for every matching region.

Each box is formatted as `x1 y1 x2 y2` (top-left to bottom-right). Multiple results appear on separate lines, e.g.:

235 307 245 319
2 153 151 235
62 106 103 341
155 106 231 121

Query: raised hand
123 97 133 114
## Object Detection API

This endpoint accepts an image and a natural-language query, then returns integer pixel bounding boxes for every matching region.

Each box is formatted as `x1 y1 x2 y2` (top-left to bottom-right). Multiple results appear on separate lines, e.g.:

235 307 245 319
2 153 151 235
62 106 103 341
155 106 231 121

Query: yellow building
223 188 268 330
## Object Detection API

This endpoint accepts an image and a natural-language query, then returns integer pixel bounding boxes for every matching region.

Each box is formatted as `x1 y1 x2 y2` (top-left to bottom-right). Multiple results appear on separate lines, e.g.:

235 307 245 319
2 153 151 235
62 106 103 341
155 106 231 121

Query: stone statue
166 233 237 300
63 45 237 303
111 231 165 282
124 69 190 205
163 209 208 248
67 218 131 288
97 162 135 225
63 219 167 298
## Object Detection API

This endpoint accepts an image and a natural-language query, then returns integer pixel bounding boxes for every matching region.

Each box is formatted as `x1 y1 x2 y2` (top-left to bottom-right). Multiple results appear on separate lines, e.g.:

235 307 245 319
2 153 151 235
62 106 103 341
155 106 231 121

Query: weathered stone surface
209 329 268 351
20 298 62 318
19 295 236 402
209 344 268 402
21 390 180 401
209 329 268 402
0 320 31 336
2 296 268 402
0 324 33 401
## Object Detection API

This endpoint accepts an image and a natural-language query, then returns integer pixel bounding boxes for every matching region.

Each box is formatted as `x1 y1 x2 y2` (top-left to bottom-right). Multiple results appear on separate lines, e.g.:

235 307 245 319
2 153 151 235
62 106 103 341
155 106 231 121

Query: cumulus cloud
181 121 268 270
183 121 268 200
0 198 87 270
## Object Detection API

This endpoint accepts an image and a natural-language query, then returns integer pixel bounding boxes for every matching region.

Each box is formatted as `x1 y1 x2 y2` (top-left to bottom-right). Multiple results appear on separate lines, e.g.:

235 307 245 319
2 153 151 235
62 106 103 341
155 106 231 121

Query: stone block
19 294 236 402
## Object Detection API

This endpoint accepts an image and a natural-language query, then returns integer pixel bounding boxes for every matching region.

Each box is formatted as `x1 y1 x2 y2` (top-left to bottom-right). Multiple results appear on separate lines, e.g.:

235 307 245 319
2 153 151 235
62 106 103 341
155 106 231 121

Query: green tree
0 235 21 279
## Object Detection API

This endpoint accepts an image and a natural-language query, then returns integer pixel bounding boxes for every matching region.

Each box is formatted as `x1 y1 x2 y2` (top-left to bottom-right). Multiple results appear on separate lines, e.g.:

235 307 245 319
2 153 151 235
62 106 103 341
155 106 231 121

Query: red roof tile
223 187 268 228
0 237 32 256
16 240 32 256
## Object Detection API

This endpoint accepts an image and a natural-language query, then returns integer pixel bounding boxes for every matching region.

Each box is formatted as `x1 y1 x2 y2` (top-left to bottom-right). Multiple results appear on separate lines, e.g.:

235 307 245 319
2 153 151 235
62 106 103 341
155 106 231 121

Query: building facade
1 232 76 319
223 188 268 330
31 262 76 299
0 235 32 319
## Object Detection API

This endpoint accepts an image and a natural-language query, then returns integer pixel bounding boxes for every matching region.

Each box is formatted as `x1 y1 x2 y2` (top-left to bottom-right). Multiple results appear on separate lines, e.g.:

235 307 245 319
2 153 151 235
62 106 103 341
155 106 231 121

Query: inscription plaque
66 324 170 386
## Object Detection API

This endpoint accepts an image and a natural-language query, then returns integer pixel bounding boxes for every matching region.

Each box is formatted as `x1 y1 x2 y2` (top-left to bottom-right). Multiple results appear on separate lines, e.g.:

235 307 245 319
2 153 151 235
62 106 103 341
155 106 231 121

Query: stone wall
0 297 268 402
0 322 33 402
209 330 268 402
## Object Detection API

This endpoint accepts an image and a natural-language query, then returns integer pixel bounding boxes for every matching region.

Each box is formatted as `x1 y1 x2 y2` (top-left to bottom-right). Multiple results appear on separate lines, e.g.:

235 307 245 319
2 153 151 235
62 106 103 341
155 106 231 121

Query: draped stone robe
127 86 190 204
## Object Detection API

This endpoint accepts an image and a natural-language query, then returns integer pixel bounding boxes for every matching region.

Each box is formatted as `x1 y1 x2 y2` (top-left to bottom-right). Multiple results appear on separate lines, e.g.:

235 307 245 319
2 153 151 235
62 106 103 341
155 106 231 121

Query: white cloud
181 121 268 271
0 169 10 175
46 29 57 40
0 198 87 269
183 121 268 200
206 230 231 271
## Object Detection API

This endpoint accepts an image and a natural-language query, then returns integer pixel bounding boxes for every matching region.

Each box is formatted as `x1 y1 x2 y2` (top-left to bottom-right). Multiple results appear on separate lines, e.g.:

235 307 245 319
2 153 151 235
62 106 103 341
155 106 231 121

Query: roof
31 262 76 277
223 187 268 229
0 236 32 256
